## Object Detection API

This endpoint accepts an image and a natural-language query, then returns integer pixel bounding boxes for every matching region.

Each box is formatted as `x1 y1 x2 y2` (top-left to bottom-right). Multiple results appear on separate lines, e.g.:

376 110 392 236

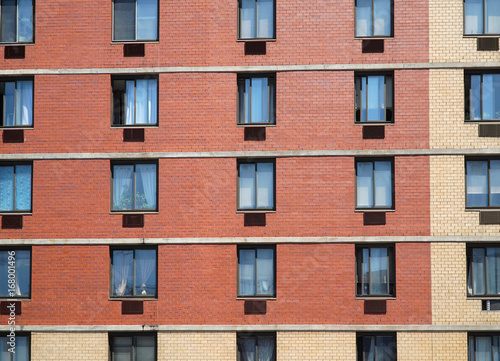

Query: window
112 78 158 126
464 0 500 35
0 79 33 127
466 159 500 208
0 249 30 299
0 163 32 213
467 245 500 296
355 159 394 209
112 0 158 41
111 248 157 297
237 160 275 211
237 75 275 125
238 0 275 40
237 333 276 361
465 72 500 122
469 334 500 360
356 245 395 297
355 0 393 37
357 333 396 361
111 162 157 212
0 0 33 43
355 74 393 123
0 333 30 361
109 333 156 361
238 246 275 297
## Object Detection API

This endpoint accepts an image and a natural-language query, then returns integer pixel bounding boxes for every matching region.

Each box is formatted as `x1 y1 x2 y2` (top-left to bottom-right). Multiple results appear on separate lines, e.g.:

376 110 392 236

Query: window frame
237 0 276 41
0 332 30 361
468 333 500 361
355 244 395 298
0 247 31 300
237 245 276 298
111 0 159 42
111 75 159 127
466 244 500 298
354 0 394 38
354 72 394 124
0 77 34 129
0 162 33 214
356 332 397 361
355 158 395 211
463 0 500 36
109 246 158 299
237 74 276 126
465 158 500 209
236 332 276 361
108 333 157 361
236 159 276 212
110 160 159 213
0 0 35 44
465 71 500 122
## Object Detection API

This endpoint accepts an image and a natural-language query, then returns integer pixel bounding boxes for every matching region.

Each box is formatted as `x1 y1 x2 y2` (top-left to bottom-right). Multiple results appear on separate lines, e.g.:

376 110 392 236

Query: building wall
31 332 108 361
158 332 235 361
277 332 355 361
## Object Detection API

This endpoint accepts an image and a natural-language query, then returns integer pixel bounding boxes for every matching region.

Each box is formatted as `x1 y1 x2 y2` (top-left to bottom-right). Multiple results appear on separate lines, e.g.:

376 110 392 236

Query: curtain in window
136 164 156 209
363 337 376 361
472 248 486 295
136 336 155 361
4 82 15 126
256 0 273 38
467 161 488 207
476 336 492 361
373 0 391 36
239 337 256 361
357 162 373 208
483 74 500 120
258 336 274 361
239 250 256 295
113 336 133 361
17 0 33 42
374 161 392 207
487 248 500 295
113 165 134 210
125 81 135 125
0 252 9 297
370 248 388 294
241 0 256 38
356 0 372 36
486 0 500 34
1 0 16 43
239 164 256 209
465 0 484 34
376 336 395 361
135 79 157 124
137 0 158 40
113 250 133 296
470 75 482 120
256 249 273 295
16 81 33 126
15 250 30 297
135 250 156 296
256 163 273 208
0 167 14 211
15 165 31 211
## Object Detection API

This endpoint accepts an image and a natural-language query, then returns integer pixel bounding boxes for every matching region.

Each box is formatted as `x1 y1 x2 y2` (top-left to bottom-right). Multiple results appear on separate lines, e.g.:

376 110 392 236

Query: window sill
237 38 276 42
0 298 30 301
110 211 158 215
463 34 500 38
109 297 158 301
355 36 393 40
237 124 276 127
0 126 33 130
355 209 394 213
0 212 32 216
111 40 159 44
465 120 500 124
354 122 394 126
0 42 34 46
237 297 276 301
237 210 276 214
465 208 500 212
356 296 396 300
111 125 159 129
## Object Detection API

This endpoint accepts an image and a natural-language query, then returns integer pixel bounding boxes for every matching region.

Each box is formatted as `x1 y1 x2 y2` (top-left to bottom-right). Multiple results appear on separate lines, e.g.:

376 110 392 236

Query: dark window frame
0 247 31 299
465 71 500 122
0 162 33 214
355 72 394 124
0 332 30 361
467 244 500 298
109 333 157 361
463 0 500 36
355 244 395 297
109 246 158 299
468 333 500 361
356 332 397 361
110 160 159 213
465 157 500 209
237 74 276 126
111 75 159 127
354 0 394 38
355 158 395 210
0 0 35 44
237 159 276 212
0 77 34 129
237 245 276 298
237 332 276 361
237 0 276 40
111 0 159 42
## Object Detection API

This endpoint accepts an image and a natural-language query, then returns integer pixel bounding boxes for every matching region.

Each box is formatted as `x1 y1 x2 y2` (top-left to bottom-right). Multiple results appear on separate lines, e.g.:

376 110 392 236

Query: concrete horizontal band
3 236 500 245
4 324 500 332
1 148 500 160
0 62 499 76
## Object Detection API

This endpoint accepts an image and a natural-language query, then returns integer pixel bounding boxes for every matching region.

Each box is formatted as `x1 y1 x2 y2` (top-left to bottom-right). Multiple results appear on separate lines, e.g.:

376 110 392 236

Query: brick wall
277 332 356 361
31 332 108 361
158 332 235 361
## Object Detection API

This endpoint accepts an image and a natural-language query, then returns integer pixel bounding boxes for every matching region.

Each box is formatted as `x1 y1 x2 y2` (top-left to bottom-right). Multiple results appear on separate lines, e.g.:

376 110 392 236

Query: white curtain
125 81 135 125
147 79 157 124
240 338 256 361
473 248 486 295
256 249 273 295
113 165 134 210
136 164 156 209
15 251 30 296
4 82 15 126
370 248 388 294
16 81 33 126
113 251 133 296
258 337 274 361
135 80 157 124
135 250 156 296
364 337 376 361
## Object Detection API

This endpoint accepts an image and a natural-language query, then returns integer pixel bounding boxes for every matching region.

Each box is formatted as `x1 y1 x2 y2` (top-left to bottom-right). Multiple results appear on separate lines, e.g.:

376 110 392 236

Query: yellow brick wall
158 332 235 361
31 332 108 361
397 332 433 361
430 333 468 361
277 332 356 361
429 69 500 149
430 156 500 235
429 0 500 62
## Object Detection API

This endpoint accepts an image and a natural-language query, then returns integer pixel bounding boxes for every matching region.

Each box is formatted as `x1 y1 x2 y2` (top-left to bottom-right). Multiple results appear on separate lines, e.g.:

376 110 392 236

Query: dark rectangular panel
122 214 144 228
244 213 266 226
479 124 500 137
3 130 24 143
244 127 266 141
123 128 145 142
2 215 23 229
244 300 267 314
477 38 499 51
4 46 25 59
245 41 266 55
479 211 500 225
0 301 21 315
122 300 144 314
362 125 385 139
364 300 386 314
362 39 384 53
363 212 386 225
124 43 145 57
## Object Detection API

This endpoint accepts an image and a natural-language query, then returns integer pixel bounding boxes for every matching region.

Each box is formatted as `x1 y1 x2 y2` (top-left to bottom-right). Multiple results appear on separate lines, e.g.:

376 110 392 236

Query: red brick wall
0 243 431 325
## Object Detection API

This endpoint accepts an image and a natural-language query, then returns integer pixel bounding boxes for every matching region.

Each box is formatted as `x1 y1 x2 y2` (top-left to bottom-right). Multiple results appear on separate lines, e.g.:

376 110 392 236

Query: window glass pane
491 160 500 205
487 248 500 294
16 81 33 126
476 336 492 361
362 248 369 295
494 337 500 361
258 336 275 361
374 161 392 207
385 76 393 121
135 164 157 210
470 75 482 121
17 0 33 42
483 74 500 120
1 0 16 43
114 0 136 40
376 336 395 361
112 250 134 296
0 166 14 211
251 78 269 123
0 252 8 297
135 250 156 296
113 165 134 210
239 163 256 209
370 248 388 294
363 336 376 361
0 337 11 360
146 79 157 124
467 161 489 207
15 250 30 297
15 165 31 211
367 76 385 121
136 336 155 361
256 249 274 295
465 0 484 34
356 0 372 36
135 80 148 124
256 0 273 38
360 77 367 122
241 0 256 38
244 79 251 123
486 0 500 33
373 0 391 36
238 337 256 361
357 162 373 208
125 80 135 125
473 248 486 295
14 336 28 361
256 163 273 208
4 82 16 126
239 249 256 296
137 0 158 40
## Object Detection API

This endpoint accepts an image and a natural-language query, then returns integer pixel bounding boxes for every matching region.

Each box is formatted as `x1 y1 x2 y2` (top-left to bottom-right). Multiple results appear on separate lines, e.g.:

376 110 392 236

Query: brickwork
397 332 433 361
31 332 108 361
158 332 235 361
277 332 355 361
430 156 500 235
430 332 468 361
